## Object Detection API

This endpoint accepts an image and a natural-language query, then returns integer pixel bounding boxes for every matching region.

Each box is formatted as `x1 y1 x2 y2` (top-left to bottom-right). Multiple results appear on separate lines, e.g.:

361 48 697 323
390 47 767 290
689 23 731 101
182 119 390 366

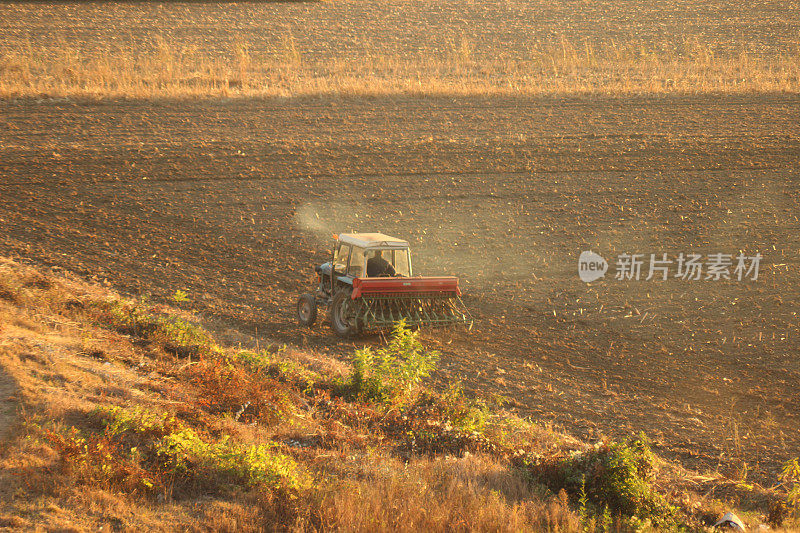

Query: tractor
297 233 469 337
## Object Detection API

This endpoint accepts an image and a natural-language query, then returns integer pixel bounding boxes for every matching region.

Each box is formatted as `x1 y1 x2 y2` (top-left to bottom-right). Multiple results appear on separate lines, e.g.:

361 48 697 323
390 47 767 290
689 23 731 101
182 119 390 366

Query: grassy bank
0 257 796 531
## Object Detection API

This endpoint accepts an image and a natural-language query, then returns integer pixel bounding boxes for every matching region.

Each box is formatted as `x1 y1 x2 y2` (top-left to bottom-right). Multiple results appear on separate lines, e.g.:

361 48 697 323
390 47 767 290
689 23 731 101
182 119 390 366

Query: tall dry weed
1 34 797 98
315 454 579 532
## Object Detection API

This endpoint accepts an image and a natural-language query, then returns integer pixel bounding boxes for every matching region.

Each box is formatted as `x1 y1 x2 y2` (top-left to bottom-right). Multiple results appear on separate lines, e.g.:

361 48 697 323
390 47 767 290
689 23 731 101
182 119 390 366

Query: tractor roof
338 233 409 249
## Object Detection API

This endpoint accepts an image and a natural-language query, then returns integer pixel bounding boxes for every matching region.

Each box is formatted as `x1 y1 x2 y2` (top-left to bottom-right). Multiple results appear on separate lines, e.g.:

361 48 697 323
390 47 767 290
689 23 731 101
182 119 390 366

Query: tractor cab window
365 248 411 277
393 249 411 277
348 247 366 277
333 244 350 275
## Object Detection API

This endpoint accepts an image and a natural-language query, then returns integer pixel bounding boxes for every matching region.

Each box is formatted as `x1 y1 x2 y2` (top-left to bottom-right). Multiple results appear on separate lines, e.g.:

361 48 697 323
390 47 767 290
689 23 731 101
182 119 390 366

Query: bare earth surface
0 366 16 444
3 0 797 59
1 93 799 483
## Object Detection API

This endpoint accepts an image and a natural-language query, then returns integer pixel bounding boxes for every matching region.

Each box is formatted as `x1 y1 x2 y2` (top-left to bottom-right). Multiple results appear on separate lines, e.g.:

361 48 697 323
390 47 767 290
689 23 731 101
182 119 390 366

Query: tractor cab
332 233 412 279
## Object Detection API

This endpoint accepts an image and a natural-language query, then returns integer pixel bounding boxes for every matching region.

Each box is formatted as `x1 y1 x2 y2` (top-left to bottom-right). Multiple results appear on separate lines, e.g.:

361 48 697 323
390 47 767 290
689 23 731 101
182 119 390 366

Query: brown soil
0 368 15 444
1 93 798 484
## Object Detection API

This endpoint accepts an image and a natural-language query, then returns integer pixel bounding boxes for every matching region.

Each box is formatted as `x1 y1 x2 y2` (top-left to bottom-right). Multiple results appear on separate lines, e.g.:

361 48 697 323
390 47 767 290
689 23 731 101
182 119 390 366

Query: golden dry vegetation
0 257 796 531
0 0 798 98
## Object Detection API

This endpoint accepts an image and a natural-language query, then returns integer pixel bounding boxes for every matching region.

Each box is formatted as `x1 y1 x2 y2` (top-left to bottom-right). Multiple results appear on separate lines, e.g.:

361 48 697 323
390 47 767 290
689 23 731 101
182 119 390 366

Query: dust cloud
293 200 556 297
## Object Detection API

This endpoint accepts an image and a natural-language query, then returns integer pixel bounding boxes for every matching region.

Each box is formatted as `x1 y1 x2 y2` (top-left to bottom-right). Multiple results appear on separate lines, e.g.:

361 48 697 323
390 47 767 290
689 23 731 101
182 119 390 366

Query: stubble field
1 0 799 485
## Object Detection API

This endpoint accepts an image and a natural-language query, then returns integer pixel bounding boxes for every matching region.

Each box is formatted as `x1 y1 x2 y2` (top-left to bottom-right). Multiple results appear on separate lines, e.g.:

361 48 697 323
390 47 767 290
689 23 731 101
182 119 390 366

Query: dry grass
1 34 798 99
315 453 578 532
1 0 797 98
0 256 793 531
0 257 584 531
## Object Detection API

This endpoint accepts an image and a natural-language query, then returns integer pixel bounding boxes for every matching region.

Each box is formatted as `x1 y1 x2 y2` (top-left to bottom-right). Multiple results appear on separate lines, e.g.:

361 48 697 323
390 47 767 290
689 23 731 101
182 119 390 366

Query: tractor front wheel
297 293 317 327
330 290 360 337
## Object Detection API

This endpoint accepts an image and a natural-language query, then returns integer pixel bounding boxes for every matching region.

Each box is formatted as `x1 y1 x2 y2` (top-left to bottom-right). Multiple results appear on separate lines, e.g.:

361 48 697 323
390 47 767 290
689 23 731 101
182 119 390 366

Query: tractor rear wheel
297 293 317 326
330 290 360 337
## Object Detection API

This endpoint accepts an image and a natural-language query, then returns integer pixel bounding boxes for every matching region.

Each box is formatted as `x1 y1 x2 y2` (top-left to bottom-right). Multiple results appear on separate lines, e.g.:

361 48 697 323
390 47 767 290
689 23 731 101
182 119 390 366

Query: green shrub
782 457 800 520
338 320 439 403
521 433 677 527
230 349 272 370
172 289 190 303
227 347 318 387
94 299 218 359
97 300 159 336
48 406 305 498
439 381 489 434
95 405 179 438
153 316 216 358
156 429 302 490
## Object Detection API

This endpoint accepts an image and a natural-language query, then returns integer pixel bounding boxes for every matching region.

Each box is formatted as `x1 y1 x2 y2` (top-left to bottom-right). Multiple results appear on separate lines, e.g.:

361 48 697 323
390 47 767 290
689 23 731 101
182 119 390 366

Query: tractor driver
366 250 396 277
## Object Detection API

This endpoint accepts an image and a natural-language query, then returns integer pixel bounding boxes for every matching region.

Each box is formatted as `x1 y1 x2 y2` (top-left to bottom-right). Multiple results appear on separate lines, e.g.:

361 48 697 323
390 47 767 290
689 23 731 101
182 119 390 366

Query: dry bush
43 425 158 495
186 359 297 426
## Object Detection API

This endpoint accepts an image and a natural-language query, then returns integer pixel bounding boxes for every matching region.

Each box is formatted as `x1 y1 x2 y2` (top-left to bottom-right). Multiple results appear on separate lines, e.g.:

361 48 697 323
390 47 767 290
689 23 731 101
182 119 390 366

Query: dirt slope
3 256 778 531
